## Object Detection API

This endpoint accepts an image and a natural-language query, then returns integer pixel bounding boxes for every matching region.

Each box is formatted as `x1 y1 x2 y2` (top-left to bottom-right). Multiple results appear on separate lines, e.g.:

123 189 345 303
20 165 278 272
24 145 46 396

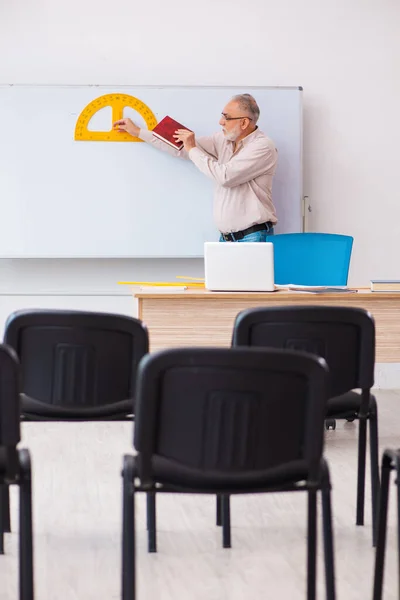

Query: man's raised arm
113 118 217 159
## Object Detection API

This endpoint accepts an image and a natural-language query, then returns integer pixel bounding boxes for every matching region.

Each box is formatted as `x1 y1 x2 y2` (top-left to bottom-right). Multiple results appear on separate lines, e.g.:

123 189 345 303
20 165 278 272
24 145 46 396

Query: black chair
231 305 379 544
0 344 34 599
121 347 336 600
373 449 400 600
3 309 149 421
1 309 148 536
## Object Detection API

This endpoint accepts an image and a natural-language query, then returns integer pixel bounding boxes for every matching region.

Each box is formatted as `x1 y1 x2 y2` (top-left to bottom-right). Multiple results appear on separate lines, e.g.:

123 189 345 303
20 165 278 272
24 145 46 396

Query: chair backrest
232 306 375 396
3 310 149 416
0 344 21 478
269 233 353 285
134 347 329 485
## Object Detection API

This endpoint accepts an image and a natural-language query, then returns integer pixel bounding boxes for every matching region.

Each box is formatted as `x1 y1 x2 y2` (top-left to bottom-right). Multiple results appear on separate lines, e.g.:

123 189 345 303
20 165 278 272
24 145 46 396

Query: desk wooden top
134 287 400 300
134 287 400 361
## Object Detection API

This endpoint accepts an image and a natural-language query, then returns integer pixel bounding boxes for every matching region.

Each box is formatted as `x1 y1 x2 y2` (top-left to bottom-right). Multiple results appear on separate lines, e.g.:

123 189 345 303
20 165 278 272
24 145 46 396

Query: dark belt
221 221 273 242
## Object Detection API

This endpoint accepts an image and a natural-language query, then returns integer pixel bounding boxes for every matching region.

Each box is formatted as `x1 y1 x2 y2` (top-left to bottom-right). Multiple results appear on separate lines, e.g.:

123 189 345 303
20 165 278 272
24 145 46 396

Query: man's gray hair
231 94 260 124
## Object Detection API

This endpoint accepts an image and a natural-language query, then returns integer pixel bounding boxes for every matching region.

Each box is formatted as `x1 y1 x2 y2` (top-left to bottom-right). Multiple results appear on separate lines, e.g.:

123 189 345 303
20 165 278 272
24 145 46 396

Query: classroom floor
1 390 400 599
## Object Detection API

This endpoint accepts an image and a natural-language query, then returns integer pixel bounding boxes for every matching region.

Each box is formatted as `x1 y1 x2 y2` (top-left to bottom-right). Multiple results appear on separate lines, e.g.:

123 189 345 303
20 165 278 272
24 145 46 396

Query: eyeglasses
221 113 252 121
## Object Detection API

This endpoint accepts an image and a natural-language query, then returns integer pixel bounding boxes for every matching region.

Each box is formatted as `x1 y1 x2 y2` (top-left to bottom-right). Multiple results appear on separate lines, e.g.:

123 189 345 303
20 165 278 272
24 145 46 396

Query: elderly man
113 94 278 242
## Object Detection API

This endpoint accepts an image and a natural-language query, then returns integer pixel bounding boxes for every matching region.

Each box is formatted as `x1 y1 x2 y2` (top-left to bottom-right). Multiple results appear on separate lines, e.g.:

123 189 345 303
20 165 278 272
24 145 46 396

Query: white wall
0 0 399 385
0 257 205 334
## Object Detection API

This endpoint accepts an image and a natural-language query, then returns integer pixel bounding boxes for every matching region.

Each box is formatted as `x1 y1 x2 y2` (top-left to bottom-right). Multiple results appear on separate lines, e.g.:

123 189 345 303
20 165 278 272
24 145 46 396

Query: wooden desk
135 288 400 362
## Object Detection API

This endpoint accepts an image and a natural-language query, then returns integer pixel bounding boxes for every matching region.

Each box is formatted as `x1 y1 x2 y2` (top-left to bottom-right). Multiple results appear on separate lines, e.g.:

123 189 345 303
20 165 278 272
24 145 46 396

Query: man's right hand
113 118 140 138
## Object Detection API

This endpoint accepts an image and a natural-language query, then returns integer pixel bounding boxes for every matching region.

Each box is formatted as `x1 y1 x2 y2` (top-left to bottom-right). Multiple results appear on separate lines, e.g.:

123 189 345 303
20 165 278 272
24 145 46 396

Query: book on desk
370 280 400 292
275 284 358 294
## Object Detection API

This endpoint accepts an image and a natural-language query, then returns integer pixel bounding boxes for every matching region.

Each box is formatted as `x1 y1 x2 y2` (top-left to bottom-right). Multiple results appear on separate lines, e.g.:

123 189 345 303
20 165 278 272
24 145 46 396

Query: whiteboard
0 85 303 258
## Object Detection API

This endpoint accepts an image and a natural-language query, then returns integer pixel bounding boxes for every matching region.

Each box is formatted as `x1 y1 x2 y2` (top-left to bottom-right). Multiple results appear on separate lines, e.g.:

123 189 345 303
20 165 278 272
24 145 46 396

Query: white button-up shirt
138 127 278 234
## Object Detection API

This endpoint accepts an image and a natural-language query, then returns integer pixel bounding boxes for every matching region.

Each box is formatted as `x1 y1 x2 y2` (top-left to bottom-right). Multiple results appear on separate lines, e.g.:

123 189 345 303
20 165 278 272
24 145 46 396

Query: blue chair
268 233 354 286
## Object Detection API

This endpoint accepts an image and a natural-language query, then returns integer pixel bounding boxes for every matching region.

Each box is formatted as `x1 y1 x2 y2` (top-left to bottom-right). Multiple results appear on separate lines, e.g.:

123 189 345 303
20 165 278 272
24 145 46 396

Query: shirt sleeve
138 128 187 158
138 128 218 160
188 141 277 188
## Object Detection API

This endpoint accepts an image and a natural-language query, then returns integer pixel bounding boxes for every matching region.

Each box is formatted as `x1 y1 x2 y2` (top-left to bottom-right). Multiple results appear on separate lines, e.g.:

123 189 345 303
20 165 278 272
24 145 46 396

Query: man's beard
222 125 241 141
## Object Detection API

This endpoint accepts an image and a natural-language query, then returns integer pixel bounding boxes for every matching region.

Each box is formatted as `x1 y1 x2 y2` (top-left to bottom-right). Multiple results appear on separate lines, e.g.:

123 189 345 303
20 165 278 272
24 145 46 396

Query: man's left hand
174 129 196 151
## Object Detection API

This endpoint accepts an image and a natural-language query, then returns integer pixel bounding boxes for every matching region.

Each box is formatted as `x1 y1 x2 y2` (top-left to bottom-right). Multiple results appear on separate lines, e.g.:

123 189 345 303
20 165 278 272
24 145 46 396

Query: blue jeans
219 227 274 242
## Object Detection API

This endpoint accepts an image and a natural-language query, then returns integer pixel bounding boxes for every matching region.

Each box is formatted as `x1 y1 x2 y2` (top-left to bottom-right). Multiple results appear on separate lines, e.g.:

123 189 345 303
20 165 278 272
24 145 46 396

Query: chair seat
21 393 133 421
133 455 310 492
326 390 375 418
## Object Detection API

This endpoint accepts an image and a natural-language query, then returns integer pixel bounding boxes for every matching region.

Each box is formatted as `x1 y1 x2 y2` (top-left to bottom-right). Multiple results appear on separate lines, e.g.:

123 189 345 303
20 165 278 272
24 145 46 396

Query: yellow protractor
74 93 158 142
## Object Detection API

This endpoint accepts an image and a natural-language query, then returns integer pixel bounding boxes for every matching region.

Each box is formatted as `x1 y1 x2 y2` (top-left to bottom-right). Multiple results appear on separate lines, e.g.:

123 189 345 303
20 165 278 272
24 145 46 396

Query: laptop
204 242 275 292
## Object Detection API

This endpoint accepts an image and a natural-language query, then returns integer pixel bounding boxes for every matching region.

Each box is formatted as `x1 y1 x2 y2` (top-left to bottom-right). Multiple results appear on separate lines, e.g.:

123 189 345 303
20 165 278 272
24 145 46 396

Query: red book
152 116 191 150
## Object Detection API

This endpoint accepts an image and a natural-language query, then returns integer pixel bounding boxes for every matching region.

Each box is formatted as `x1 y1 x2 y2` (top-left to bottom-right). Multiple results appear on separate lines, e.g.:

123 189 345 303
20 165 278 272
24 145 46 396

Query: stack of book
370 280 400 292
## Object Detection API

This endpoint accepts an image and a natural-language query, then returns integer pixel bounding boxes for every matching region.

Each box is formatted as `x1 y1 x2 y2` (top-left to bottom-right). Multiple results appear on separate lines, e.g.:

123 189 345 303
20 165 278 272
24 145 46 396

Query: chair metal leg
397 464 400 600
321 461 336 600
221 495 231 549
369 404 380 546
0 490 4 555
373 455 392 600
19 449 34 600
147 491 156 553
0 484 11 533
307 490 317 600
216 495 222 526
356 418 367 526
146 491 156 530
122 455 136 600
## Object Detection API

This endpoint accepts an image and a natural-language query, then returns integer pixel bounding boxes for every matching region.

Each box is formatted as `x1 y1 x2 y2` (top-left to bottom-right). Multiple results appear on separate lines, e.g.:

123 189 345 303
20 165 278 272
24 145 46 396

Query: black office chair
0 309 148 535
3 309 149 421
230 305 379 544
121 347 336 600
372 448 400 600
0 344 34 599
